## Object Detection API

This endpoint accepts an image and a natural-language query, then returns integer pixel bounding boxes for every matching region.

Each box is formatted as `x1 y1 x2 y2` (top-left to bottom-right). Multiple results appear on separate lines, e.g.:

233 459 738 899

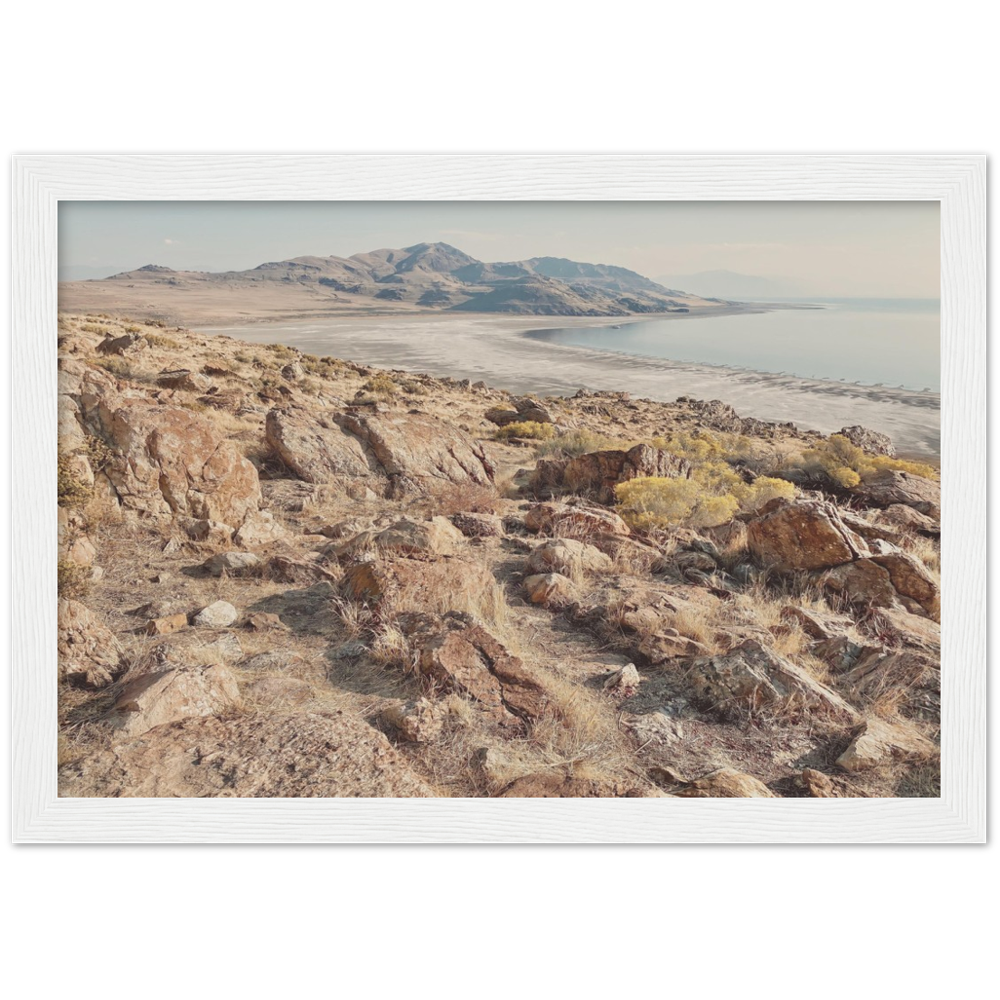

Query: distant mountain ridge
86 242 719 318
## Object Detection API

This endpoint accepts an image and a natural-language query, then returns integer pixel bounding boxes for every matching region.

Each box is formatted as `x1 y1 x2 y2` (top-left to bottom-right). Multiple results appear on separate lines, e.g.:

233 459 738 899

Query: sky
58 200 940 298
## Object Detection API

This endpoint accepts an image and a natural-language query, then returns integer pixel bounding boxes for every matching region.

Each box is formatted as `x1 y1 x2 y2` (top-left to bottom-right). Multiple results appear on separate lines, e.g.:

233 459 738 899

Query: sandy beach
196 313 941 457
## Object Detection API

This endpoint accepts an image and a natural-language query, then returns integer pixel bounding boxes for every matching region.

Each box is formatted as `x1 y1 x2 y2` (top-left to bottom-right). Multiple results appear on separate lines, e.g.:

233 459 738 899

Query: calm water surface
525 298 940 391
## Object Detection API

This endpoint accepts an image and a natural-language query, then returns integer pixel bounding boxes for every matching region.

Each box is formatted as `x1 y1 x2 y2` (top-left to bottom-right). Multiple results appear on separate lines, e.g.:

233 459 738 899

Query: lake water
524 298 940 391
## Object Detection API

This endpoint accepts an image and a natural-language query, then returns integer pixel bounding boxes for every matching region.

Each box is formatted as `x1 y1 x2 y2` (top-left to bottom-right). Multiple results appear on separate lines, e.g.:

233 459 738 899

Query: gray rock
192 600 239 628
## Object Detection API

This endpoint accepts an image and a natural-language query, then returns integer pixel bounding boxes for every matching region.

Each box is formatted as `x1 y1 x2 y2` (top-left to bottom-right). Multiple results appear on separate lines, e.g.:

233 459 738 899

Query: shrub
829 466 861 488
535 428 625 458
58 454 93 508
93 356 131 378
799 434 939 482
616 477 735 529
144 333 180 350
361 373 397 400
58 560 90 599
736 475 797 512
493 421 556 441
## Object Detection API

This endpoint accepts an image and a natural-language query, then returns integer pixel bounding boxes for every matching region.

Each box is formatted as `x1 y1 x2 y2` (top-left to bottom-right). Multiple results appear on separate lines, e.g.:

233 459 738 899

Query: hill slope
59 242 722 324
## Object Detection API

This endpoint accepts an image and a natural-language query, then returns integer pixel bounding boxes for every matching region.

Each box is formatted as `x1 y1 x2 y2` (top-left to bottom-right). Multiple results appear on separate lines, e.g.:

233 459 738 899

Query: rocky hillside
57 243 720 324
57 314 942 798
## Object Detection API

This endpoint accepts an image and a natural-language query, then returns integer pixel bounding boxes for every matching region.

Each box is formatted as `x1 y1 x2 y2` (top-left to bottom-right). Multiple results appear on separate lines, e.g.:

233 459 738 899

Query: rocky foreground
57 315 942 798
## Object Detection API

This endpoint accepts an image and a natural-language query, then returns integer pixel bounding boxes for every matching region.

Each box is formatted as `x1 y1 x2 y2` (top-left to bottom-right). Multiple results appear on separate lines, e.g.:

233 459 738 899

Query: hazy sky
59 201 940 297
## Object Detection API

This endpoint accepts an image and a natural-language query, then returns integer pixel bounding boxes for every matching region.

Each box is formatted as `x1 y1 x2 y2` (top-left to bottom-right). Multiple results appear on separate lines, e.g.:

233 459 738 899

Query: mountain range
59 242 724 322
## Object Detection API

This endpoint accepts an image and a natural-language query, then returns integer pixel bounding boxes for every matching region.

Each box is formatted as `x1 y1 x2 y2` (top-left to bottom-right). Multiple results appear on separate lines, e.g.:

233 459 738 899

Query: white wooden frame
12 154 986 843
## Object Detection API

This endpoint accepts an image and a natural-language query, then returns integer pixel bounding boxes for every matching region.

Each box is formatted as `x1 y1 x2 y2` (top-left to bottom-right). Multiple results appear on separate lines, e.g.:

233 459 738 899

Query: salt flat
198 313 941 457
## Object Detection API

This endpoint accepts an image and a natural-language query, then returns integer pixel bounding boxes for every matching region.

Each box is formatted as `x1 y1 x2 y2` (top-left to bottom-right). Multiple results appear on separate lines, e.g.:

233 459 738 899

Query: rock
268 405 496 491
538 444 692 503
512 396 554 423
265 405 373 483
154 630 244 667
316 518 373 540
674 550 718 576
636 630 709 664
202 551 262 577
524 502 630 539
336 409 496 490
843 648 940 722
145 613 188 636
868 543 940 620
523 572 577 607
373 516 465 557
675 768 776 798
233 510 287 547
246 676 313 708
245 611 289 632
747 498 870 572
63 451 95 489
97 331 147 356
526 537 612 578
339 557 497 615
192 600 239 628
838 425 896 457
182 518 235 546
281 362 304 381
686 640 857 719
58 599 122 688
61 712 434 797
58 507 98 568
779 606 855 642
876 504 940 538
265 556 340 585
97 401 261 524
484 406 521 427
798 769 840 797
603 662 640 696
241 651 305 671
156 369 212 392
108 664 241 738
819 545 940 620
449 511 504 538
818 558 900 611
382 698 445 743
851 469 940 516
836 718 937 772
498 772 656 798
415 624 550 724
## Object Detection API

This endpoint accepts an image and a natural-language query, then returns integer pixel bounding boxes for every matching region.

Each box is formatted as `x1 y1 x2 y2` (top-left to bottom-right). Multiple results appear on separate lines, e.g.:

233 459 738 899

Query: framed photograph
12 154 986 842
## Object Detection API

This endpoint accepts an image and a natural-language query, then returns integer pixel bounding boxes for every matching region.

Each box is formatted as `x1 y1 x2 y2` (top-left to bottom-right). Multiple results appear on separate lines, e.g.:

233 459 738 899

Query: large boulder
339 557 497 615
838 425 896 457
526 538 612 578
373 517 465 558
686 640 857 719
818 544 940 621
267 405 495 491
61 712 435 797
415 623 551 724
58 599 123 688
851 469 940 516
537 444 692 503
747 498 870 572
97 400 261 524
107 664 241 738
524 502 630 539
265 406 372 483
836 718 937 772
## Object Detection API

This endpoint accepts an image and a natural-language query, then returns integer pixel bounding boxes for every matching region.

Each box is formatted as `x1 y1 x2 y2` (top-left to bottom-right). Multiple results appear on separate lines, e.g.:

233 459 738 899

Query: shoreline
195 313 941 457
